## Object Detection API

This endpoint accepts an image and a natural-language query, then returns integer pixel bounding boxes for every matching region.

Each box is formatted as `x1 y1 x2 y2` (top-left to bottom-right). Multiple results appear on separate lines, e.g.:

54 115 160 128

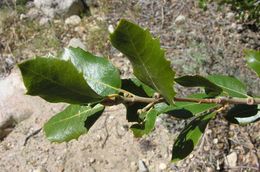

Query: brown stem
174 97 260 105
114 95 260 105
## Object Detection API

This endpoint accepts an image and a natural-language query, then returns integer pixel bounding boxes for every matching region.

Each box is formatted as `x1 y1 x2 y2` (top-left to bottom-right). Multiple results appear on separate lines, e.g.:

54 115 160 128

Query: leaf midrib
213 82 247 97
68 53 121 93
125 25 160 92
22 65 98 98
84 75 120 93
47 107 92 126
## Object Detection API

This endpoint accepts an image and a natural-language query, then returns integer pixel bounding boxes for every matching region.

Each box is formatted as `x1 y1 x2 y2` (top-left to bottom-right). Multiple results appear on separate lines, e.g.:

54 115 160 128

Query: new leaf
130 109 158 137
110 19 176 104
19 57 102 104
44 104 104 142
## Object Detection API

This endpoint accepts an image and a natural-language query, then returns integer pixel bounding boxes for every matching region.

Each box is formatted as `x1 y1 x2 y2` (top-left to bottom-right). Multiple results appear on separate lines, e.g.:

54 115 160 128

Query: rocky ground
0 0 259 172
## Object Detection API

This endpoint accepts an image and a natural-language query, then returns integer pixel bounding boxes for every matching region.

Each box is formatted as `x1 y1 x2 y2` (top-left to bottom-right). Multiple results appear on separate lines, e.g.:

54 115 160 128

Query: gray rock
65 15 81 25
138 160 149 172
68 38 86 50
0 69 35 135
33 0 89 18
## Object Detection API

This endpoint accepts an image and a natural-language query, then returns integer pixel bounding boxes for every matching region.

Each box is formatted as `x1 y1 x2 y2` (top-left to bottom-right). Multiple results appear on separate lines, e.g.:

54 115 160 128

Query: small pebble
213 138 218 144
33 167 48 172
108 24 114 33
225 152 237 168
175 15 186 25
89 158 96 164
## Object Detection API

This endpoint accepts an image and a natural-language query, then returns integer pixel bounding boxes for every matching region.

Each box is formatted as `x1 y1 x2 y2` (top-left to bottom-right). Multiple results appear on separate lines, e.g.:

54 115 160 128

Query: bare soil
0 0 259 171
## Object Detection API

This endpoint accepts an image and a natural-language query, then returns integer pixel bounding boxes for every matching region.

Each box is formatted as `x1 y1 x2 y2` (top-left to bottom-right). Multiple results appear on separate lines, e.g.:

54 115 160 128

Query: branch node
247 97 255 105
153 92 160 99
216 98 223 104
137 109 143 115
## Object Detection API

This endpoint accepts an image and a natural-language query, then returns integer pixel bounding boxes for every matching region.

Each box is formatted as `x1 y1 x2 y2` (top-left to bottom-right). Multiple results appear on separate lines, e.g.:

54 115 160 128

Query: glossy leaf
172 112 215 162
175 75 222 97
155 93 217 119
244 49 260 77
62 47 121 96
110 19 176 104
44 104 104 143
226 104 260 124
207 75 248 98
18 57 102 104
130 109 158 137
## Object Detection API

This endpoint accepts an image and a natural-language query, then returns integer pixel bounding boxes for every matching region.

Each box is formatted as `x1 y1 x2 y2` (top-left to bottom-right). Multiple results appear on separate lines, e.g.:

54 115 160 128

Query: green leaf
226 104 260 124
172 112 215 162
155 93 217 119
62 47 121 96
244 49 260 77
130 109 158 137
131 78 156 97
110 19 176 104
175 75 222 97
44 104 104 143
207 75 248 98
18 57 102 104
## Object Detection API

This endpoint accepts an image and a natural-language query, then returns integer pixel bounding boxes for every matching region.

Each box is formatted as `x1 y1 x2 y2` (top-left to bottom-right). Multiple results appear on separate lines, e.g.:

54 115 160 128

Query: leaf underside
244 49 260 77
62 47 121 96
18 57 102 104
172 112 215 162
44 104 104 143
110 19 176 104
226 104 260 124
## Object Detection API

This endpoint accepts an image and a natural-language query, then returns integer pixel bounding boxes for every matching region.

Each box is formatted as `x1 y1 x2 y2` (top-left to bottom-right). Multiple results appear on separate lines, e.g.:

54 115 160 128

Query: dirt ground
0 0 259 171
